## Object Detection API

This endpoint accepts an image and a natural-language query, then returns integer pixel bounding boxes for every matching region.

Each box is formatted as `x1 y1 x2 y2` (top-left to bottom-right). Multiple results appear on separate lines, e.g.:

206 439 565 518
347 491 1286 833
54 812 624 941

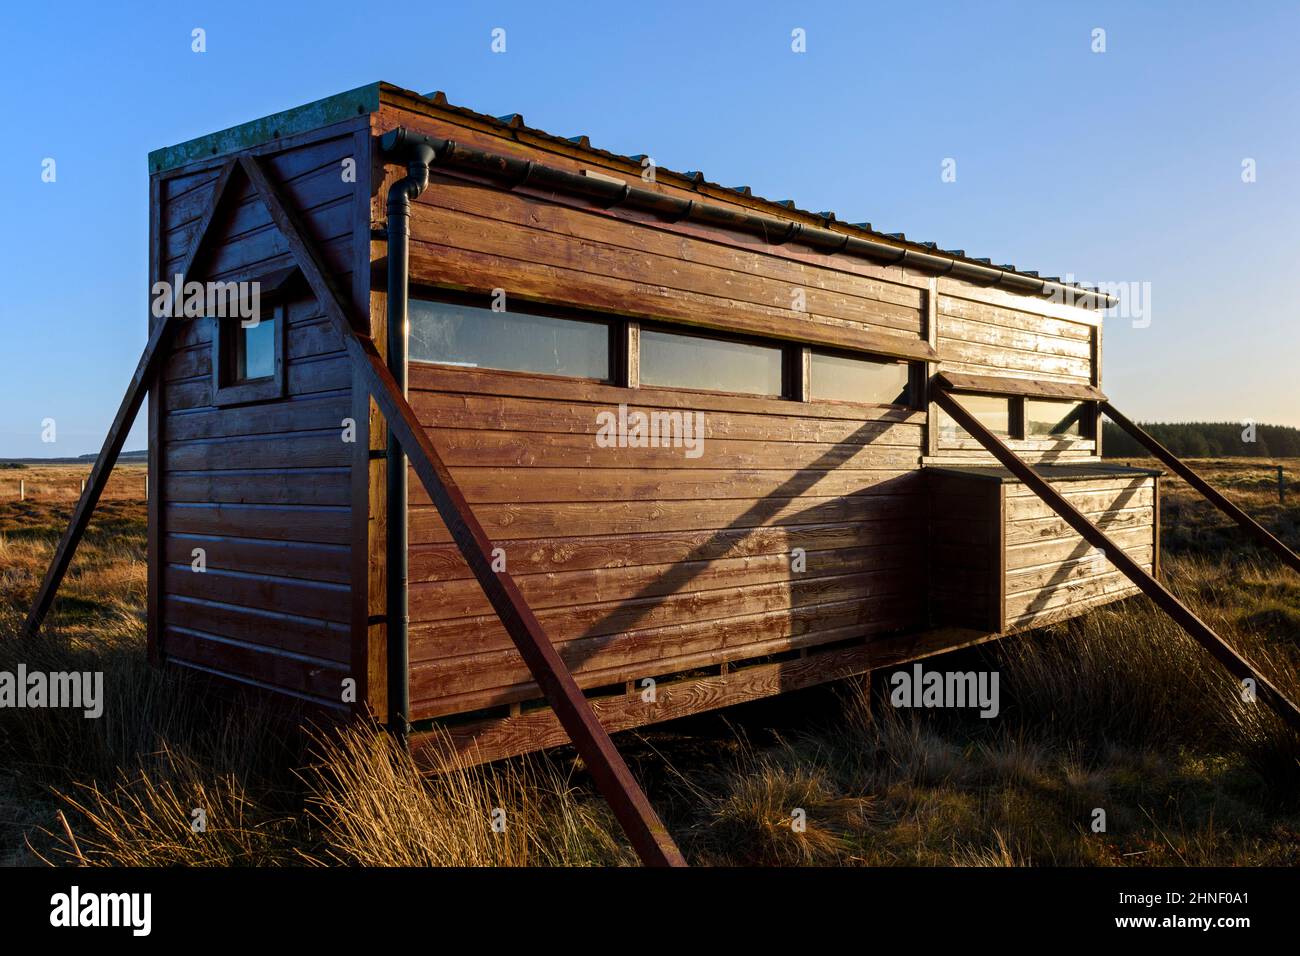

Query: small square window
213 302 286 406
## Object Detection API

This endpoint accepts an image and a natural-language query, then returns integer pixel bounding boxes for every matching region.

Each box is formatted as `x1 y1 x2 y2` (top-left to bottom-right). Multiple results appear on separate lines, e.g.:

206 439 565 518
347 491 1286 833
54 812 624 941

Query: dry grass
0 461 1297 866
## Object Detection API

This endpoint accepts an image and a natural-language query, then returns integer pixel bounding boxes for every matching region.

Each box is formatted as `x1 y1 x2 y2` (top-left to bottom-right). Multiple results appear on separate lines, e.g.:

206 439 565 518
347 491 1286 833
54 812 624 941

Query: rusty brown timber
933 387 1300 735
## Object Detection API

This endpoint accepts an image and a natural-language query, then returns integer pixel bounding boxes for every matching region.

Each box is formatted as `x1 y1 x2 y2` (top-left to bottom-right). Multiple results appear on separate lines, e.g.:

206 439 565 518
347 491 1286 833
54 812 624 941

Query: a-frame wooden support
22 150 685 867
1102 402 1300 576
932 386 1300 734
24 158 243 639
237 155 684 866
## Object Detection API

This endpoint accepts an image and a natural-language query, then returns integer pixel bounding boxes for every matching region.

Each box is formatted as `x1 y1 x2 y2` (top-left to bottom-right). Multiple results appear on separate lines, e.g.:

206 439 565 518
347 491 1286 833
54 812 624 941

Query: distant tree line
1103 421 1300 458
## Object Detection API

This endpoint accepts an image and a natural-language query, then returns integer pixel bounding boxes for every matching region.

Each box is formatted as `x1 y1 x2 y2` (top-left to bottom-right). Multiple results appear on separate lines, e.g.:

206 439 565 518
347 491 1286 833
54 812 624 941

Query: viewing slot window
409 298 613 381
810 350 912 406
640 327 785 396
1025 399 1085 438
938 394 1012 441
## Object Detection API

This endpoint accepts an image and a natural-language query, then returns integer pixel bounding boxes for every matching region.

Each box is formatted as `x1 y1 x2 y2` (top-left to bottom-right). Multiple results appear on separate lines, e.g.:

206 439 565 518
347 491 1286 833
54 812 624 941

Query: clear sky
1 0 1296 457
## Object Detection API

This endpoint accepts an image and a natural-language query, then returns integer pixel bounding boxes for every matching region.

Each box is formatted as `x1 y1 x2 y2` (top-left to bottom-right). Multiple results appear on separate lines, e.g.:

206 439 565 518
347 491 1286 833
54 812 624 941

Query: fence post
1280 465 1286 505
19 480 24 501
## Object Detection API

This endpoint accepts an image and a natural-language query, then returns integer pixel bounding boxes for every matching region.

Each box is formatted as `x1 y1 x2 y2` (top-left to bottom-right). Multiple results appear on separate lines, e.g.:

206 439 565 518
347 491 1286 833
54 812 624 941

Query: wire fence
0 468 148 503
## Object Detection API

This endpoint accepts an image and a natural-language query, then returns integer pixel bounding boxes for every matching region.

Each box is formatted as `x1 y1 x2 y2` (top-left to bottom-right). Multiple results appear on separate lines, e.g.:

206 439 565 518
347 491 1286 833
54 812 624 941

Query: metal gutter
380 127 1116 311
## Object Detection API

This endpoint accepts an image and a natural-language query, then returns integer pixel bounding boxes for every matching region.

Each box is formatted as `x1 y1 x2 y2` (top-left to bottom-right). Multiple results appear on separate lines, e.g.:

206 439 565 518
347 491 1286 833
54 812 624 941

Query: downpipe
381 133 436 740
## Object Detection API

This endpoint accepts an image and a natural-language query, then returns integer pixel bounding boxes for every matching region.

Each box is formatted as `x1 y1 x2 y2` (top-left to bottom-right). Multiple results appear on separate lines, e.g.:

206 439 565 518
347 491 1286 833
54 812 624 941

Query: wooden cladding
152 125 367 708
928 469 1157 634
405 364 928 720
929 294 1103 467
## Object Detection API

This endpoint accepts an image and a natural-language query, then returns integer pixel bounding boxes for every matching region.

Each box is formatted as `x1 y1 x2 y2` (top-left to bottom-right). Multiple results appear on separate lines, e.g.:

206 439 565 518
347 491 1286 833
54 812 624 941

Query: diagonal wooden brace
1103 402 1300 576
24 159 243 639
237 155 686 866
933 387 1300 735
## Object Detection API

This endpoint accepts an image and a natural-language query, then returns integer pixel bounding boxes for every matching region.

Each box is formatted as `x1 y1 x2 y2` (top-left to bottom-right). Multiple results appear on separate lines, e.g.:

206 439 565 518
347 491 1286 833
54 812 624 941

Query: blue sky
1 1 1296 457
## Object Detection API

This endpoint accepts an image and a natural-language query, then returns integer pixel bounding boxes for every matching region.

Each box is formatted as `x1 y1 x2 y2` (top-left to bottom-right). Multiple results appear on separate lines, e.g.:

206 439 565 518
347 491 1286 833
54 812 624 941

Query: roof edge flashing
148 83 382 175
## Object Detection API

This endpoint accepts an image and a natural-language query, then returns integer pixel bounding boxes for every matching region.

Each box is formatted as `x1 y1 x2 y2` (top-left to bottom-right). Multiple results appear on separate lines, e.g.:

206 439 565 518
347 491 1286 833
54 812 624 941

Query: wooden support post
1279 465 1286 506
239 155 686 868
23 160 242 639
1102 403 1300 576
935 387 1300 735
18 480 24 502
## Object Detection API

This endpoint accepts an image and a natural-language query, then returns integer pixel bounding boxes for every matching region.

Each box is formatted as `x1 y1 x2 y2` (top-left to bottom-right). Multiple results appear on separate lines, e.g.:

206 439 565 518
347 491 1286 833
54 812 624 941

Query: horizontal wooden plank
409 488 925 543
935 282 1102 327
416 429 920 472
410 465 919 506
938 314 1093 360
1005 506 1153 546
165 430 351 471
1006 486 1152 522
937 295 1094 339
409 363 927 423
165 393 353 441
164 503 351 545
164 468 351 506
410 387 925 445
1004 583 1143 632
163 595 349 661
1005 568 1146 621
936 370 1105 402
164 533 350 584
164 563 350 624
410 518 922 582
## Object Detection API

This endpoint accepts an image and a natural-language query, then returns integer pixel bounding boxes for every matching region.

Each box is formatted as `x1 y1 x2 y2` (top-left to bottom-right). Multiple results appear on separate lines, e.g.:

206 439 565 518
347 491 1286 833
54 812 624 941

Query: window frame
637 321 792 399
939 392 1096 443
806 346 919 409
403 289 925 406
407 289 618 385
211 296 288 408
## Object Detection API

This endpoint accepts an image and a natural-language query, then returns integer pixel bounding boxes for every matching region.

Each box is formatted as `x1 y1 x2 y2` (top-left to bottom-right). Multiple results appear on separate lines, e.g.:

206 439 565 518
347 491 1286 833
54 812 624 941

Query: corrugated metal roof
410 85 1101 299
